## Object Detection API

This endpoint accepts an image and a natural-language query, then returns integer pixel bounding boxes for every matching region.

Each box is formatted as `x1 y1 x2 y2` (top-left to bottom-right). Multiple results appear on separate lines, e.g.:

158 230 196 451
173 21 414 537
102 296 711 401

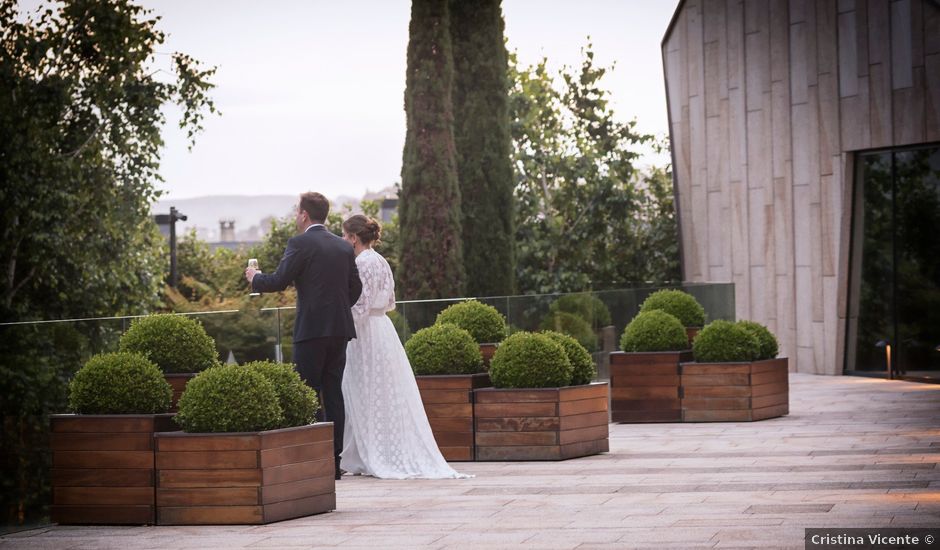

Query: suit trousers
293 336 348 470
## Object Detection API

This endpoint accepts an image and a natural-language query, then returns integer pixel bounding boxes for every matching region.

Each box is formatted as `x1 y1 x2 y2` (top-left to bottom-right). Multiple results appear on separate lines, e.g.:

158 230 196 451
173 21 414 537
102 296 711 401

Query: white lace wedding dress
340 249 470 479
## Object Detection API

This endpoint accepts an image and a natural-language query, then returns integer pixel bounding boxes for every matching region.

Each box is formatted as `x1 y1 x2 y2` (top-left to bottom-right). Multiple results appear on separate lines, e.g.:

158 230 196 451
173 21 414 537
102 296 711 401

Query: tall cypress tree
398 0 465 300
450 0 515 297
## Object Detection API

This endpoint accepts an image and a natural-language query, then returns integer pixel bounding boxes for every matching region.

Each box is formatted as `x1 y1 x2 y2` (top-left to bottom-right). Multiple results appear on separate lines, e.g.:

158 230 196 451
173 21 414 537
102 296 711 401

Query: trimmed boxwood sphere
736 320 779 360
405 323 484 375
620 310 689 352
539 311 597 351
639 289 706 327
175 364 283 433
543 330 595 386
435 300 507 344
243 361 319 428
68 352 172 414
549 293 612 327
692 320 760 363
489 332 573 389
119 314 219 374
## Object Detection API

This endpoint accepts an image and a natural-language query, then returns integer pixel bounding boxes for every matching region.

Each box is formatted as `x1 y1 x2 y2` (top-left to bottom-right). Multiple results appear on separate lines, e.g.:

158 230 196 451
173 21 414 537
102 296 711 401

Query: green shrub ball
175 364 283 433
68 352 172 414
406 323 484 375
639 289 706 327
543 330 595 386
119 314 219 374
736 320 779 360
539 311 597 351
692 320 761 363
243 361 319 428
435 300 507 344
620 310 689 352
549 293 612 327
489 332 573 389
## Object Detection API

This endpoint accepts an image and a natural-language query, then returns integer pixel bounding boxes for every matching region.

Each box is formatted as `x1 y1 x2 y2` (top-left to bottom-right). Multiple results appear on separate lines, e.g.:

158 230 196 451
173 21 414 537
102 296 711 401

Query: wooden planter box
416 373 491 461
680 358 789 422
609 351 693 423
164 373 195 412
154 423 335 525
473 382 609 461
479 344 498 367
50 413 176 525
686 327 701 348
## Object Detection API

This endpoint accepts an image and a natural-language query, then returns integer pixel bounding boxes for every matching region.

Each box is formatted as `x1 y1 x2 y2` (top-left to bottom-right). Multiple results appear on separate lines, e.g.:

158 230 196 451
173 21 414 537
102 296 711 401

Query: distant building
219 220 235 242
209 220 258 252
380 197 399 222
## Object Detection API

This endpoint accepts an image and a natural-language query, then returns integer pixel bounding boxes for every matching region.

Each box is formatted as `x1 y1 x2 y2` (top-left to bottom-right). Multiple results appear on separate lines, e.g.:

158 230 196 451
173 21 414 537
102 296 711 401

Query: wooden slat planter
164 373 195 412
685 327 701 348
416 373 491 461
479 344 498 367
680 358 790 422
473 382 609 461
154 423 335 525
609 351 693 423
50 413 176 525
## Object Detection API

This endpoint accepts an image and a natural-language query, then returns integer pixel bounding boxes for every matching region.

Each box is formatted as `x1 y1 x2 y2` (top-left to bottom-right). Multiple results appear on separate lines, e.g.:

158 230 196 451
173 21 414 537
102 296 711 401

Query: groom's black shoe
335 468 345 480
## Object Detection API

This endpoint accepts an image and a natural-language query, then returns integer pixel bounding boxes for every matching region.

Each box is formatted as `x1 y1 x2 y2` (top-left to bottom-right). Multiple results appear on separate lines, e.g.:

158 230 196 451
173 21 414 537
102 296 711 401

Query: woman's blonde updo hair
343 214 382 245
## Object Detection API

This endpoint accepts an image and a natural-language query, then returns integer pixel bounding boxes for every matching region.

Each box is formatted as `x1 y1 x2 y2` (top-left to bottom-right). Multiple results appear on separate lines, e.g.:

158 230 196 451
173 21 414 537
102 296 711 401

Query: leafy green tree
398 0 465 300
0 0 215 528
450 0 515 297
508 45 679 293
605 163 681 285
0 0 216 322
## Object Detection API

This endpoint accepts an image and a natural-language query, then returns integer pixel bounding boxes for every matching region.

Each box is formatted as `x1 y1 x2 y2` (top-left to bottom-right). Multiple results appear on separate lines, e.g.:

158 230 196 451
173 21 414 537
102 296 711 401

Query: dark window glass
847 145 940 380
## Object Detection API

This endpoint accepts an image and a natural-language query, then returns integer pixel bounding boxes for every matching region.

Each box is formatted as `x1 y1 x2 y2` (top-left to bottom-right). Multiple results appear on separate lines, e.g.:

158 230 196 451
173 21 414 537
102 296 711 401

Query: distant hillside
152 187 397 242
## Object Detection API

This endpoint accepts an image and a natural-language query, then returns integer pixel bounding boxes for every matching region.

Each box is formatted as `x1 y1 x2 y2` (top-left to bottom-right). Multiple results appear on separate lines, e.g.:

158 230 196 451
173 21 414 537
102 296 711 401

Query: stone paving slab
2 373 939 549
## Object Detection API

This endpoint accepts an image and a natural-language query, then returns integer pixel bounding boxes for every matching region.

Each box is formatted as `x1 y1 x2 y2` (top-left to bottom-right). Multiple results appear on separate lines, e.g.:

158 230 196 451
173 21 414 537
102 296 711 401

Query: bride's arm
385 267 396 312
350 256 375 321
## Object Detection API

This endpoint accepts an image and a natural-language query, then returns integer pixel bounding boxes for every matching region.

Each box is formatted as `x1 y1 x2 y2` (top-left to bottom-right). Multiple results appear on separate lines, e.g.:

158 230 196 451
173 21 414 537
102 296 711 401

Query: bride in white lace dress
339 215 470 479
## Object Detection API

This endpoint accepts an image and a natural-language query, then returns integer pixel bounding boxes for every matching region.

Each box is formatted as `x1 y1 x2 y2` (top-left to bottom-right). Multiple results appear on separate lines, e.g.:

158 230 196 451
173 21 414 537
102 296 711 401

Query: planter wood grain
164 373 195 412
609 351 693 423
685 327 701 348
479 344 498 367
680 358 789 421
154 423 335 525
50 413 176 525
416 373 491 461
473 382 609 461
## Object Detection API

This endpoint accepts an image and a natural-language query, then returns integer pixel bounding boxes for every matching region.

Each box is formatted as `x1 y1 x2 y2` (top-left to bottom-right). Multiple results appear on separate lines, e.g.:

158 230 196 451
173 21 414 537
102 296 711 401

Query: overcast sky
25 0 681 200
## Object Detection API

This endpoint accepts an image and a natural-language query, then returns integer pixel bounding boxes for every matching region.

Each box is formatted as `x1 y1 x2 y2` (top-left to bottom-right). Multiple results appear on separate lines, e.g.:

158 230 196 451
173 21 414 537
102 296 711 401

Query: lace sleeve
385 259 397 313
351 255 375 320
351 252 395 320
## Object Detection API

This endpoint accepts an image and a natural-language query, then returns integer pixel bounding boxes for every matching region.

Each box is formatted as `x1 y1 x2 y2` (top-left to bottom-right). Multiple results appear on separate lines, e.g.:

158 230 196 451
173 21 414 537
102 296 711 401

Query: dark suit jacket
251 226 362 343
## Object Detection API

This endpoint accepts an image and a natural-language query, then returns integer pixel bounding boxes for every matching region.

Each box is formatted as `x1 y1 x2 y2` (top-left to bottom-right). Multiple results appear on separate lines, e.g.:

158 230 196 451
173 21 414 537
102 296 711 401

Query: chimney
219 220 235 242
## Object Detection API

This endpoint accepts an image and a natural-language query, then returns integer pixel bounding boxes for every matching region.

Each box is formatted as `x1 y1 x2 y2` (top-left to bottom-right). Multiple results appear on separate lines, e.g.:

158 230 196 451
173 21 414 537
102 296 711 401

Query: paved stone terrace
3 373 939 549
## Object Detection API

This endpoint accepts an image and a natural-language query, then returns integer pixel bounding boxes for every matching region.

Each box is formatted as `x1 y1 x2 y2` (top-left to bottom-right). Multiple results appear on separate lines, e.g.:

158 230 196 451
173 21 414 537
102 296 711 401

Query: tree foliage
0 0 217 323
450 0 515 297
398 0 465 300
0 0 216 528
508 45 680 294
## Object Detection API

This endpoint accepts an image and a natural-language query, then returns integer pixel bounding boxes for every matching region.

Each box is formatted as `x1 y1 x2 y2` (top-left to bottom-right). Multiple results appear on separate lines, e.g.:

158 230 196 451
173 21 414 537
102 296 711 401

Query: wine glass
248 258 260 296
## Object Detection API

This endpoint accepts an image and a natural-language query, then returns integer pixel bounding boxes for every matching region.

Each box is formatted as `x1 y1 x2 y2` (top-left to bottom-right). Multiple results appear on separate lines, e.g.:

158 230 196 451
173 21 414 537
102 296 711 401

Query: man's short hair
299 192 330 223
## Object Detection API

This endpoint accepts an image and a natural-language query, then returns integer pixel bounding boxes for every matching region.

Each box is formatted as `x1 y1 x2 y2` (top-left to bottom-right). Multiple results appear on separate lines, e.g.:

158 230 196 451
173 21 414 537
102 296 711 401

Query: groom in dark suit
246 192 362 480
